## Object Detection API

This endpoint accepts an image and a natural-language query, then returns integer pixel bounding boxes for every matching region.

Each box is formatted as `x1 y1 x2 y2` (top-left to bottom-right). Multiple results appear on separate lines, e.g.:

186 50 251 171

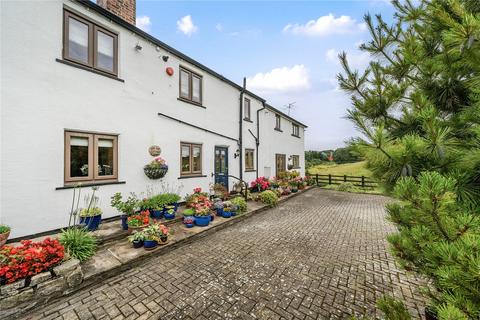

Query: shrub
59 227 97 262
231 197 247 213
259 190 278 207
0 238 64 284
110 192 138 215
150 193 181 209
336 182 356 192
0 225 10 234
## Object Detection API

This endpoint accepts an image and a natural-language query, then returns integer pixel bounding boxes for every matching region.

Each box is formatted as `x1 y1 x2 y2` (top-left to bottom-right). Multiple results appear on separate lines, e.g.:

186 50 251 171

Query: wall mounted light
135 43 142 51
234 149 240 158
162 55 169 62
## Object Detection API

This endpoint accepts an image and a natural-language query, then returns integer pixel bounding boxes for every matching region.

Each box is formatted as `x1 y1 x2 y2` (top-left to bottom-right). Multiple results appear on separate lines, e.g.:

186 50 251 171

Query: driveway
22 189 426 320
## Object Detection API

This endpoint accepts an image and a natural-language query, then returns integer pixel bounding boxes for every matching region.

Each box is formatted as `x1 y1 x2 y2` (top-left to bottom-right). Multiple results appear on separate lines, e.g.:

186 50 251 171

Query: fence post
315 174 319 186
361 176 365 188
344 175 347 182
328 174 332 185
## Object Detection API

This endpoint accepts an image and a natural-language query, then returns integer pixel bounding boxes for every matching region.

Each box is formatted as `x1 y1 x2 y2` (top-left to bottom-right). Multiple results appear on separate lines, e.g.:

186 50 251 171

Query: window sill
243 118 253 123
274 128 283 132
291 134 300 138
56 180 126 190
178 174 207 179
177 97 206 109
56 59 124 82
245 169 256 172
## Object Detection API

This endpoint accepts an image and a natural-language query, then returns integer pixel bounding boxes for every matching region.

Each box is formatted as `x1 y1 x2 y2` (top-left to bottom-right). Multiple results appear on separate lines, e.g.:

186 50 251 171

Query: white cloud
136 16 151 32
215 23 224 32
283 14 366 37
177 15 198 36
246 65 311 94
325 48 370 70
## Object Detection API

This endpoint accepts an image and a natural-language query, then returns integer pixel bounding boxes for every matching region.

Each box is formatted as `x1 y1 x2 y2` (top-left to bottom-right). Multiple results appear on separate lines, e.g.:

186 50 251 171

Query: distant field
307 161 373 177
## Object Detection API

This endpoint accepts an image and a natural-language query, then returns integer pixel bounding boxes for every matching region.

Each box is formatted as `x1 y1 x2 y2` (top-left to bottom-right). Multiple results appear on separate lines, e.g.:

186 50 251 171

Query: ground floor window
275 154 286 176
291 155 300 168
64 131 118 183
245 149 255 171
181 142 202 176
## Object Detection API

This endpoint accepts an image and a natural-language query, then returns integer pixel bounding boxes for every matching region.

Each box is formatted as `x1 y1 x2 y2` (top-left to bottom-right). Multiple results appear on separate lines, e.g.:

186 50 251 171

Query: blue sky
135 0 395 150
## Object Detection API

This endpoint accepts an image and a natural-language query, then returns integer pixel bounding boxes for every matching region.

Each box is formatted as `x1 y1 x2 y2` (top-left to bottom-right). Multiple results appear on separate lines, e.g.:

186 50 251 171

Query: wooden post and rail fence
312 174 377 189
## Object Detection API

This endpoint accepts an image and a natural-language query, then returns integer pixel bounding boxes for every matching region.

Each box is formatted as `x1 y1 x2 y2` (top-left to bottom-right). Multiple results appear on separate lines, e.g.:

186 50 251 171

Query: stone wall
0 259 83 318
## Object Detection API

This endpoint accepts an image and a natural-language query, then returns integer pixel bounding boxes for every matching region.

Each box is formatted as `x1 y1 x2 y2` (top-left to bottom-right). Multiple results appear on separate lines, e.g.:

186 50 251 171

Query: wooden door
275 154 286 177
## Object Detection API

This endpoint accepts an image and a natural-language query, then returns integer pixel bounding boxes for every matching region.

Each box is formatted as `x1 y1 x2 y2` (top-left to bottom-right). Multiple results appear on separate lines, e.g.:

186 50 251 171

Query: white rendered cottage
0 0 307 239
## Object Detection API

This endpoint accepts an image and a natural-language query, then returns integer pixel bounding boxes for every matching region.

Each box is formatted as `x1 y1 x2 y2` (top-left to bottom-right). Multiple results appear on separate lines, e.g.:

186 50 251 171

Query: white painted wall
1 0 305 238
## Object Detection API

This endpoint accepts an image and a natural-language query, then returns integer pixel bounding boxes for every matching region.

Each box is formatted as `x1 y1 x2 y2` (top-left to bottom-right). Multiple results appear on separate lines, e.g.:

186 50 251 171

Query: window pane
98 138 114 176
192 146 201 172
180 70 190 98
70 136 89 177
97 31 114 72
181 145 190 173
244 99 250 119
192 76 201 103
68 17 89 63
246 150 254 169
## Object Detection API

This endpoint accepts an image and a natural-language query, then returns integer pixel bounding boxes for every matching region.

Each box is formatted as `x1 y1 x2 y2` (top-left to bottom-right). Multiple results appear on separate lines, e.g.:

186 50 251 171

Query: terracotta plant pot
0 230 10 247
127 224 147 234
158 236 169 245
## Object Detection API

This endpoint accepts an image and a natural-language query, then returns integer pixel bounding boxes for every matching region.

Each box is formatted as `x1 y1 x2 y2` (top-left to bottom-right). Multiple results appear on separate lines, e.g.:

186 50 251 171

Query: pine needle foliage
339 0 480 318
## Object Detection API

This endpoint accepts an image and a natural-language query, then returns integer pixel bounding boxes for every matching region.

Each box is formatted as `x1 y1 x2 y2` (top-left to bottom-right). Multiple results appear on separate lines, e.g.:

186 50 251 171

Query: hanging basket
143 165 168 179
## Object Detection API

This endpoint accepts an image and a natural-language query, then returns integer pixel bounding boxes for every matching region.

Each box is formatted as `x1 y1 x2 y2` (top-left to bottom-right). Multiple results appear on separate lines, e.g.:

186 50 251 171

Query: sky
134 0 396 150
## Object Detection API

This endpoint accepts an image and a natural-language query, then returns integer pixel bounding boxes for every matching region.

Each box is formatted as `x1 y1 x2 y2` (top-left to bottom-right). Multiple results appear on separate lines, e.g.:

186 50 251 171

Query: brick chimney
97 0 136 25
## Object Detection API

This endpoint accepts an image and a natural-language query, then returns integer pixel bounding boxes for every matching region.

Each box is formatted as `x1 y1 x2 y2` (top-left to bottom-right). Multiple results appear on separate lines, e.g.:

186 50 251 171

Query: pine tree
339 0 480 318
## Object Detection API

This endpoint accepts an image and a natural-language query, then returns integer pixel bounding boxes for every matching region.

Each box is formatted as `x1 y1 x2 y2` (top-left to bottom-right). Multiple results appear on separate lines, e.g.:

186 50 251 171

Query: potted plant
128 231 145 249
79 187 102 231
127 211 149 234
142 223 169 249
183 217 195 228
213 199 224 216
163 205 176 220
193 197 212 227
111 192 139 230
182 208 195 221
0 224 10 247
222 201 237 218
250 177 270 192
231 197 247 214
149 194 166 219
144 156 168 179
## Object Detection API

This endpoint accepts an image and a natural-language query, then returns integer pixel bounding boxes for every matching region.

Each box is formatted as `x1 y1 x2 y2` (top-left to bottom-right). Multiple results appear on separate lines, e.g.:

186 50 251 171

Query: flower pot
128 224 147 234
143 239 158 250
184 223 194 228
151 210 163 219
194 215 210 227
231 211 237 217
121 215 128 230
164 213 175 220
425 307 438 320
292 189 298 193
0 230 10 247
216 208 224 216
79 215 102 231
222 211 232 218
143 165 168 179
158 236 169 245
132 240 143 249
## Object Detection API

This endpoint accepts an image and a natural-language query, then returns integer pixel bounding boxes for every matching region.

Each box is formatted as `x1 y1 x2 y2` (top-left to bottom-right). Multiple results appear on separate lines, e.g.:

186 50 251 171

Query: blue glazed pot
121 215 128 230
222 211 232 218
231 211 237 217
194 215 210 227
216 208 224 216
185 223 194 228
80 215 102 231
292 189 298 193
151 209 163 219
210 214 215 221
164 213 175 220
132 240 143 249
143 240 158 250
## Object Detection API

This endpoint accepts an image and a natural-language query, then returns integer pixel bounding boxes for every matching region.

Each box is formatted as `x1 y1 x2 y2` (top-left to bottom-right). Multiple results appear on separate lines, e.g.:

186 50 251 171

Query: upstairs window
181 143 202 176
244 98 251 121
179 67 202 105
275 114 281 131
245 149 254 171
291 155 300 168
64 131 118 184
292 124 300 137
63 10 118 75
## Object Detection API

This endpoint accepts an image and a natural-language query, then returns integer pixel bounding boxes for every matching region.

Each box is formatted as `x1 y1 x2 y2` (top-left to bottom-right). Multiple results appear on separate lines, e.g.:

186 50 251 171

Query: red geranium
250 177 270 191
0 238 64 284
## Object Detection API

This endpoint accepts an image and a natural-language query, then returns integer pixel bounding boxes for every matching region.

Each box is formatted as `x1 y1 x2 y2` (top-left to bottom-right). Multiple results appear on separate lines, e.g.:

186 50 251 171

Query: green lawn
307 161 373 177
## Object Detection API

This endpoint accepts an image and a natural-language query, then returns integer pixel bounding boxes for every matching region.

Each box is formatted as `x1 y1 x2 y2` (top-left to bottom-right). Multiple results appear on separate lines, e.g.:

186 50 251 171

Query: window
292 124 300 137
245 149 254 171
291 155 300 168
179 67 202 105
275 114 281 130
244 98 251 121
180 143 202 175
64 131 118 183
63 10 118 75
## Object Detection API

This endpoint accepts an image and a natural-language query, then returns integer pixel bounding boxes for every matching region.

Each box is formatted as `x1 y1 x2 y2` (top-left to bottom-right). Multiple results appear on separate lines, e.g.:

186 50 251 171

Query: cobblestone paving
22 189 427 320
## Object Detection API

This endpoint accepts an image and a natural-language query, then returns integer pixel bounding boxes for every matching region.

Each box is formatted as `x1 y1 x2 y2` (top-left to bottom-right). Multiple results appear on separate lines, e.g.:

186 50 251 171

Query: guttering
255 102 267 179
157 112 238 142
239 78 246 181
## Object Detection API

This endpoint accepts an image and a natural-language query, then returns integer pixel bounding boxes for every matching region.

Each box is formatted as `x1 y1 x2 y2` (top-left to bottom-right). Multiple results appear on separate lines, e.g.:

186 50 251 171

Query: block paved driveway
23 189 427 320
